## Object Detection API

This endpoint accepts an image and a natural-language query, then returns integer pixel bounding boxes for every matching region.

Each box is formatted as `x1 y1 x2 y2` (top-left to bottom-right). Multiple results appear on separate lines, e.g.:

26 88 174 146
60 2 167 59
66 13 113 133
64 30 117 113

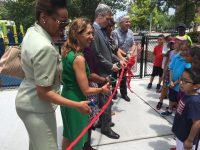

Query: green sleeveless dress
60 50 89 149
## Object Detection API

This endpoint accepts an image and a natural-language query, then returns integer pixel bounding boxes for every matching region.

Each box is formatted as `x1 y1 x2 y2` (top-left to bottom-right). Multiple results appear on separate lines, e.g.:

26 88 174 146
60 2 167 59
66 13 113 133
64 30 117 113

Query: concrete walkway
0 78 177 150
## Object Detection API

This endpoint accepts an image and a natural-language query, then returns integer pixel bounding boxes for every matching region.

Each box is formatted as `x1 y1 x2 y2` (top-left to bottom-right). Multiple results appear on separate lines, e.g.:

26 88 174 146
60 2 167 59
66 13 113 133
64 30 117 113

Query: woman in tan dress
15 1 90 150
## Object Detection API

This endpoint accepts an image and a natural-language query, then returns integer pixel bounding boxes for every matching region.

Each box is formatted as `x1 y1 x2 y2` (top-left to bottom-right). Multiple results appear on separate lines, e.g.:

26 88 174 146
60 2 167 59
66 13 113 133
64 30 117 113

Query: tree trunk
194 4 200 31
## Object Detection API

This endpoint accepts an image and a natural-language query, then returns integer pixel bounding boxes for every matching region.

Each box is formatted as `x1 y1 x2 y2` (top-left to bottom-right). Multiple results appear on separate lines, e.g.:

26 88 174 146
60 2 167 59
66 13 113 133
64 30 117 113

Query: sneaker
160 110 172 117
147 83 152 89
156 84 161 92
156 102 163 110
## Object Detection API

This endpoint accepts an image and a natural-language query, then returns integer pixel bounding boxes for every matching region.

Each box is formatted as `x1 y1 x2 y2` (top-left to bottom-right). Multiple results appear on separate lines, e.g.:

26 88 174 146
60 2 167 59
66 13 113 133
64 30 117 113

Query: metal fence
131 35 158 78
144 36 158 77
0 35 158 88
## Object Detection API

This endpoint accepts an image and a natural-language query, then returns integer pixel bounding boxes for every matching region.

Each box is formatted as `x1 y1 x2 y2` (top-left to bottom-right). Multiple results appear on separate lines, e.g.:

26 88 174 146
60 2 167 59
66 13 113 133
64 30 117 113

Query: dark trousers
98 92 112 132
112 69 127 96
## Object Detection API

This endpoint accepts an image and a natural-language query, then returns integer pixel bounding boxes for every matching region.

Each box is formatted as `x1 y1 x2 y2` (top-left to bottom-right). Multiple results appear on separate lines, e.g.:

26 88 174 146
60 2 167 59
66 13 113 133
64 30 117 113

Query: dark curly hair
35 0 67 20
184 68 200 84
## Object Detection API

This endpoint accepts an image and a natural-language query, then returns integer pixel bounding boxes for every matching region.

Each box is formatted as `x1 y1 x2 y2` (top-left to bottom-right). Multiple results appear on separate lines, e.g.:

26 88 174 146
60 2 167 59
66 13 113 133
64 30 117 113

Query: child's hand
184 139 193 150
170 81 174 88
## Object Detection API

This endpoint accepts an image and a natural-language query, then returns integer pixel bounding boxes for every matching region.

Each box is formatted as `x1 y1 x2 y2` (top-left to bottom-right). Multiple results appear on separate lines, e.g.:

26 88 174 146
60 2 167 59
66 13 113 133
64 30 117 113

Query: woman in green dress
61 18 110 150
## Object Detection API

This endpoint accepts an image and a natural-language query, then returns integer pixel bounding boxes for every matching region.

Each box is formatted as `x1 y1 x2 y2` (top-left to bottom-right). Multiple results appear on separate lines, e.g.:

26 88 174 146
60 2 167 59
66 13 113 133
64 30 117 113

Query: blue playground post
0 37 5 58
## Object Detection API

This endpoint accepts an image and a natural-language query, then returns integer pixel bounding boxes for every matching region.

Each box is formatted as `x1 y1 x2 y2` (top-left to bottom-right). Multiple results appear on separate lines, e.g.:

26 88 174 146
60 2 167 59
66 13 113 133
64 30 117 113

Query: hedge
187 31 200 43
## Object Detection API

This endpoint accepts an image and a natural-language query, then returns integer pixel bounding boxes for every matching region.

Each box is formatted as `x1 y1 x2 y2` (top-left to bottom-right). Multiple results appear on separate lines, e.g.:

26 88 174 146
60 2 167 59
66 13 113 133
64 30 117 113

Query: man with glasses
91 3 124 139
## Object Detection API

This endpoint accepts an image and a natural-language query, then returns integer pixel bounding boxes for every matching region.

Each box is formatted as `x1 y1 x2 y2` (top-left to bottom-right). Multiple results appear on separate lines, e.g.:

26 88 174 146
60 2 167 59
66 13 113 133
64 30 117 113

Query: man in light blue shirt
112 15 135 102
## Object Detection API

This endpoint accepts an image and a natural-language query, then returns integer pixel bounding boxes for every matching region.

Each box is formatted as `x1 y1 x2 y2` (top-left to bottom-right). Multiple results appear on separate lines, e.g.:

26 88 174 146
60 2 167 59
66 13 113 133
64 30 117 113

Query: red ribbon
126 49 143 93
66 67 125 150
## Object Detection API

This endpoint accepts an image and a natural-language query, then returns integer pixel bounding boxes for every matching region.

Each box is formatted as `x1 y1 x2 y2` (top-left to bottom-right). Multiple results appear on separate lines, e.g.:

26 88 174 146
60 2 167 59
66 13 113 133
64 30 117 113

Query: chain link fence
131 35 142 78
144 36 158 77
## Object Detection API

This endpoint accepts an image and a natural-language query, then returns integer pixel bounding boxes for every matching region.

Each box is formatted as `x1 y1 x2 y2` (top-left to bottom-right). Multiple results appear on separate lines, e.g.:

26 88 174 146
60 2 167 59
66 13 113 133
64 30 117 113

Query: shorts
151 66 163 77
168 88 178 102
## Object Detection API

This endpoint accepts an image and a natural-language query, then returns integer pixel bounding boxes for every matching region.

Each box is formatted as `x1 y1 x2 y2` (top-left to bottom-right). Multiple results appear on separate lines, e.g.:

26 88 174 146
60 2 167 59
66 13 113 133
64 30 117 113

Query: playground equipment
0 20 24 88
0 20 24 45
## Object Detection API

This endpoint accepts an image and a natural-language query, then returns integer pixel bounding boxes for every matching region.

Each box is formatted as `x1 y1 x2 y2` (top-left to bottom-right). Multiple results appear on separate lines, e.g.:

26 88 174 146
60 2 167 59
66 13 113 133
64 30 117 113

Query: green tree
66 0 100 21
163 0 197 27
128 0 159 31
0 0 35 30
173 0 195 26
67 0 127 21
157 12 175 31
0 0 128 31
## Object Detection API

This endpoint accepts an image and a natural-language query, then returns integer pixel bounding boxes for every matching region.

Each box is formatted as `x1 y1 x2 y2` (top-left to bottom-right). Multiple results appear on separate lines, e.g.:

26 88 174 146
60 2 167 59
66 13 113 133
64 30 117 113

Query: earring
42 19 46 24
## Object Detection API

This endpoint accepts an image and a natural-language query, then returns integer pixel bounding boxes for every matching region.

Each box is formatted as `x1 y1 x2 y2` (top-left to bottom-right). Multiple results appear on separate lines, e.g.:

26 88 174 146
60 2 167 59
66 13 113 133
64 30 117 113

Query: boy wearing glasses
172 68 200 150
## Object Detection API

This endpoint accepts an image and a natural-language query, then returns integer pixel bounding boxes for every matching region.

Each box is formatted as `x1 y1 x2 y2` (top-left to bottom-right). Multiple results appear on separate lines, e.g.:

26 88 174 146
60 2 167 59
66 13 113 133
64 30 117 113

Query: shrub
187 31 200 43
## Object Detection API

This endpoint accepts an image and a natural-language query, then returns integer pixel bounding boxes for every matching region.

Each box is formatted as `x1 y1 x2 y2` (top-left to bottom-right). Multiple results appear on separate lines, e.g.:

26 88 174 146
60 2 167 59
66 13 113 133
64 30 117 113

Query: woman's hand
101 82 111 94
77 101 91 114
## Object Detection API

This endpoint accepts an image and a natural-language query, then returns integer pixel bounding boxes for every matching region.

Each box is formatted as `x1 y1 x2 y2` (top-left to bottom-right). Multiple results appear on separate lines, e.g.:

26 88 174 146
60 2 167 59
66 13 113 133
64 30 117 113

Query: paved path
1 78 177 150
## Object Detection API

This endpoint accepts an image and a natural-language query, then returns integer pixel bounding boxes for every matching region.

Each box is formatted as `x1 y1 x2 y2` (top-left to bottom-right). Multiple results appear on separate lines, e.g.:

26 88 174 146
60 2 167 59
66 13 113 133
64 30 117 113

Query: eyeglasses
52 16 69 28
180 78 194 84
